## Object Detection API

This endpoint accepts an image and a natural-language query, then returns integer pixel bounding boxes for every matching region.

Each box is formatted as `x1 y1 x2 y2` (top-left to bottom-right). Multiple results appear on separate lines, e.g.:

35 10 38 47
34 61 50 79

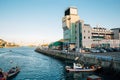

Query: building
91 27 120 48
75 20 92 51
62 7 80 50
111 28 120 39
62 7 120 52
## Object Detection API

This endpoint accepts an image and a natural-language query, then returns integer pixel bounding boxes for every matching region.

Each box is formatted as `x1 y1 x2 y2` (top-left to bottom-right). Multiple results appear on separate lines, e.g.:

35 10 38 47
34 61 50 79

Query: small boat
66 63 97 72
0 71 7 80
0 77 6 80
7 66 20 78
87 75 102 80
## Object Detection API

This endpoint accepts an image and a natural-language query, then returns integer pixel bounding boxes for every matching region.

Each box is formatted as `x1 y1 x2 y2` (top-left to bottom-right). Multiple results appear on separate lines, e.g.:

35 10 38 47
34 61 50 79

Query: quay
35 48 120 72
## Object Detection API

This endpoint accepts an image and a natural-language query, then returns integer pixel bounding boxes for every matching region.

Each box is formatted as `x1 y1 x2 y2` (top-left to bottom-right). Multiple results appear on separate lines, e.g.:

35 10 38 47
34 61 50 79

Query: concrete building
111 28 120 39
62 7 120 51
62 7 80 50
82 24 92 48
75 20 92 51
92 26 114 40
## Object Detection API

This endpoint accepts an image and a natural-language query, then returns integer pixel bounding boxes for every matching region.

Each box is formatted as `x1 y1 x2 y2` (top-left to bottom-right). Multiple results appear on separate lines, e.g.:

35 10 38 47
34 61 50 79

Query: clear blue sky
0 0 120 45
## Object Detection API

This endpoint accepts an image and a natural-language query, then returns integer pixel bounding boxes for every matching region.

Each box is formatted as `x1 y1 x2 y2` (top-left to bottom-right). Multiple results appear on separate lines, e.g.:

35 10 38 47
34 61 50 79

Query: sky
0 0 120 45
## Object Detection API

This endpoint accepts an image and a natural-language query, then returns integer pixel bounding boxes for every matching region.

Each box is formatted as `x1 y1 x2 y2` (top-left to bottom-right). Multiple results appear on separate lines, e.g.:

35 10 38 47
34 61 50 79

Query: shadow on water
65 71 94 80
94 67 120 80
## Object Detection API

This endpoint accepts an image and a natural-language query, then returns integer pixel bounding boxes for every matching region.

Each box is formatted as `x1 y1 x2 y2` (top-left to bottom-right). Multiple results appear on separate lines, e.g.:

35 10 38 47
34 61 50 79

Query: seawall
35 48 120 72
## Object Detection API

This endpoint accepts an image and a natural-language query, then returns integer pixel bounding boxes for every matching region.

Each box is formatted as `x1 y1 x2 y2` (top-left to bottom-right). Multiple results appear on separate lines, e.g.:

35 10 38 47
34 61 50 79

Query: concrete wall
35 48 120 71
82 24 92 48
92 39 120 48
111 29 120 39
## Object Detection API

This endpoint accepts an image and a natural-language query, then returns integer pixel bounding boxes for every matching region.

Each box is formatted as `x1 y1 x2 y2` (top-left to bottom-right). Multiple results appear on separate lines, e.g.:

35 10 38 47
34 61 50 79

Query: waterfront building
111 28 120 39
62 7 120 52
75 20 92 51
91 27 120 48
62 7 80 50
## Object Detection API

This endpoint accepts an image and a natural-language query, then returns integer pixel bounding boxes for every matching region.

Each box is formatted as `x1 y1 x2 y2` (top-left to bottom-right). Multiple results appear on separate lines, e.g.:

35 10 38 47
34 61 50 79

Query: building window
84 36 86 39
84 30 85 33
75 36 77 39
75 31 76 33
88 30 90 33
88 36 90 39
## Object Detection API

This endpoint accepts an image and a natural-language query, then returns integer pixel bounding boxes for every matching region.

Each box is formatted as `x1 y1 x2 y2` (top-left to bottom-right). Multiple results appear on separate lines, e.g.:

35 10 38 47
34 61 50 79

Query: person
90 66 95 69
0 68 6 80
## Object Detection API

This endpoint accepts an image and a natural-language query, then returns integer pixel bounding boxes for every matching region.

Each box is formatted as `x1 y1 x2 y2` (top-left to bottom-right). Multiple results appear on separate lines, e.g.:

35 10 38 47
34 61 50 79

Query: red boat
87 75 102 80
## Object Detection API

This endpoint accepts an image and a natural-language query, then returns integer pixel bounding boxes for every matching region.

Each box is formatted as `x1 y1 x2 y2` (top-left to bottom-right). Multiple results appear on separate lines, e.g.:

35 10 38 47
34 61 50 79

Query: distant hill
0 39 6 48
0 39 19 48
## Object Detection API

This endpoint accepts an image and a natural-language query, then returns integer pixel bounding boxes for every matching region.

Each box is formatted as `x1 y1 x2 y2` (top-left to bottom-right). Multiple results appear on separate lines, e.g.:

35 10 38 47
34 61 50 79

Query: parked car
112 47 120 52
90 48 100 53
99 49 107 53
83 48 90 52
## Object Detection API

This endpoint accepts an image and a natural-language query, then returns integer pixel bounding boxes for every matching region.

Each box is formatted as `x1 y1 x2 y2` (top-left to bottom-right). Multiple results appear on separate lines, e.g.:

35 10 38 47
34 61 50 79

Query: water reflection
66 71 94 80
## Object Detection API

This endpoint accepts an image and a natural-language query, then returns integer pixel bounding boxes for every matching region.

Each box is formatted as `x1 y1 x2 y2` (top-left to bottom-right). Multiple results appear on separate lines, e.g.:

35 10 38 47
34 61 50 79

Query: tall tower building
62 7 80 47
62 7 92 51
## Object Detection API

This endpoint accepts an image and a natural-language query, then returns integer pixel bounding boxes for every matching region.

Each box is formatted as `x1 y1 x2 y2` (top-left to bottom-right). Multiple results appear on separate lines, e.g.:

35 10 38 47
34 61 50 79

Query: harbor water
0 47 116 80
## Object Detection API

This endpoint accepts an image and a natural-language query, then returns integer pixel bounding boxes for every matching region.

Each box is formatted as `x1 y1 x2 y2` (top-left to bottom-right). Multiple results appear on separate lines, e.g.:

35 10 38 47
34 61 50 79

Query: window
84 36 86 39
88 36 90 39
75 36 77 39
88 30 90 33
84 30 85 33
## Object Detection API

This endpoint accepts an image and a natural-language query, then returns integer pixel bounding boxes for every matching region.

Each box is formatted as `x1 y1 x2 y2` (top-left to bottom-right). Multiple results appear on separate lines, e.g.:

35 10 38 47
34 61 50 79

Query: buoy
10 60 13 63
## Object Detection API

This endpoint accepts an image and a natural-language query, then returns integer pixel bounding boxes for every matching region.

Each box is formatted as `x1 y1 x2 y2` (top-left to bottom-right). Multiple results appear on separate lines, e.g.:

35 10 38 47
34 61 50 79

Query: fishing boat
66 63 97 72
7 66 20 78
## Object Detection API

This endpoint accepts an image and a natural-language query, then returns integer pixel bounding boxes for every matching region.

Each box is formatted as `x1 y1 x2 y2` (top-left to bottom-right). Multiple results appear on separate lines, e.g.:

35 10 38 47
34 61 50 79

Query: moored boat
66 63 97 72
0 69 7 80
7 66 20 78
66 68 96 72
0 77 6 80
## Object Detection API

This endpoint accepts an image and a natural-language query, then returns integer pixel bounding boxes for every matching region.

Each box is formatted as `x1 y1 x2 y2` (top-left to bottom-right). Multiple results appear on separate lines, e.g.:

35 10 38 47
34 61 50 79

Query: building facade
62 7 120 51
111 28 120 39
62 7 80 50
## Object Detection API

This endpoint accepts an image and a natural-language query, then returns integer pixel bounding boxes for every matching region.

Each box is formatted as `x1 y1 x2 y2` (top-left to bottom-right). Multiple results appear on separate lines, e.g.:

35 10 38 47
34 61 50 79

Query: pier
35 48 120 72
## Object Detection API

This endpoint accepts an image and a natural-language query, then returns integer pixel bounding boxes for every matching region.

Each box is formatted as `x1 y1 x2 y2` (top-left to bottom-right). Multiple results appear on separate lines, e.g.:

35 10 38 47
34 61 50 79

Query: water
0 47 65 80
0 47 116 80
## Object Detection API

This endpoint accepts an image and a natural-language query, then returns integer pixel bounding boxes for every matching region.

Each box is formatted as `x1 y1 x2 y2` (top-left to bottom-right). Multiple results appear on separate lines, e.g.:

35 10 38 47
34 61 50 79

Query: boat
7 66 20 78
66 63 97 72
0 77 6 80
0 68 7 80
87 75 102 80
0 67 20 80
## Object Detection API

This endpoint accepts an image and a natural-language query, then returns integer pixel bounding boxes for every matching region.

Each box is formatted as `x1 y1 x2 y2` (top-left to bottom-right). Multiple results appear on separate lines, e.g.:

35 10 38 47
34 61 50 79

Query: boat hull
66 68 96 72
